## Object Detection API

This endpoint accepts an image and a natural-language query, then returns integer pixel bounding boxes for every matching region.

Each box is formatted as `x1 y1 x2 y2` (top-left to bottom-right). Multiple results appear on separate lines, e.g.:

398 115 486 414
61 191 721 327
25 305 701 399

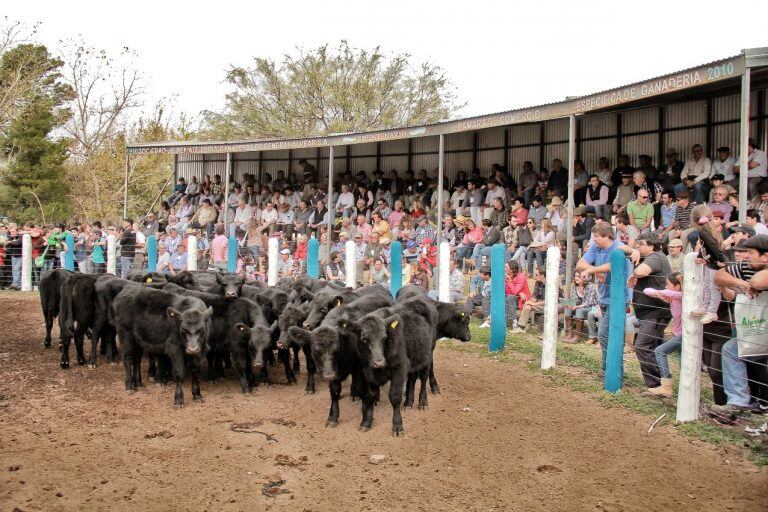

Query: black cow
39 269 73 348
90 275 135 366
275 276 296 292
288 292 395 427
112 286 212 406
57 273 100 369
302 287 358 330
276 303 315 393
205 273 244 298
241 285 288 322
161 283 268 392
337 312 408 435
128 270 200 290
188 270 221 290
395 284 427 302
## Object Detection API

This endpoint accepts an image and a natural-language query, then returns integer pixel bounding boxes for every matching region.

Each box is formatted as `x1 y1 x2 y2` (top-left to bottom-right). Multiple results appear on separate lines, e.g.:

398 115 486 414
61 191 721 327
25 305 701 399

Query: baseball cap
731 223 756 236
667 238 683 248
280 248 291 255
741 234 768 252
710 174 725 181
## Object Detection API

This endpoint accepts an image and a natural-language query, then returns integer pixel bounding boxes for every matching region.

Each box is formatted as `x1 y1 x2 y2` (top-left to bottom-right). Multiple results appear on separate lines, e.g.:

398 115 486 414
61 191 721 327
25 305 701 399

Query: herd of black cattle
37 269 472 435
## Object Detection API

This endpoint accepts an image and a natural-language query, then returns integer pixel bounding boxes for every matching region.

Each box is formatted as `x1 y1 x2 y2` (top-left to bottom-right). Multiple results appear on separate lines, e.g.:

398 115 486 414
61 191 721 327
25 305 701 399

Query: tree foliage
203 41 462 139
0 43 74 224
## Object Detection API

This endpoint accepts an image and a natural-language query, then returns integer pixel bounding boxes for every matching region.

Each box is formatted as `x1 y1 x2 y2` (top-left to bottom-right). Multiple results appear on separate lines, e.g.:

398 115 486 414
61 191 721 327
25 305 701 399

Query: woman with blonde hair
526 217 556 272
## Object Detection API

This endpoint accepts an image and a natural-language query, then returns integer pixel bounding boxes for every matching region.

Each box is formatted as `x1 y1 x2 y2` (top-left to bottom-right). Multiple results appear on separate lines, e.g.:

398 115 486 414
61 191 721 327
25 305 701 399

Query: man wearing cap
412 216 436 246
189 198 218 239
707 175 736 203
668 190 695 249
734 138 768 198
712 147 737 188
707 185 734 222
677 144 712 204
277 248 294 278
666 238 684 273
613 172 635 213
724 224 755 260
711 235 768 416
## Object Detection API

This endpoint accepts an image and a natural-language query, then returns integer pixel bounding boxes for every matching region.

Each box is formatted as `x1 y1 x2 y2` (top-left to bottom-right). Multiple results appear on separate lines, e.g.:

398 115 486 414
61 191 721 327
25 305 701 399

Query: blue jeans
565 306 591 319
120 257 133 279
11 256 22 287
526 249 545 274
586 308 599 339
674 182 710 205
598 303 611 371
722 338 765 407
470 243 492 263
655 334 682 379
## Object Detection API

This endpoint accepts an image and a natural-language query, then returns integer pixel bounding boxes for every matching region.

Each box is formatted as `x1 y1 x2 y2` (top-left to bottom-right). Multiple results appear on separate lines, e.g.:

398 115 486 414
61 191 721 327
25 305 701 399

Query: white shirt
741 149 768 178
234 205 252 224
261 208 278 225
485 186 505 206
450 189 468 209
336 191 355 210
157 252 171 271
711 157 736 181
282 192 300 209
278 210 294 224
681 157 712 183
754 222 768 235
135 231 146 253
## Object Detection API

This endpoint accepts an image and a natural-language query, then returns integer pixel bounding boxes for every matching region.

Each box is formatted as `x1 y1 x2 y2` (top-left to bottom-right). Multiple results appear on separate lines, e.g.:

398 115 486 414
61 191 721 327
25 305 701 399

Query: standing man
119 218 136 279
734 138 768 199
575 223 639 370
517 161 539 207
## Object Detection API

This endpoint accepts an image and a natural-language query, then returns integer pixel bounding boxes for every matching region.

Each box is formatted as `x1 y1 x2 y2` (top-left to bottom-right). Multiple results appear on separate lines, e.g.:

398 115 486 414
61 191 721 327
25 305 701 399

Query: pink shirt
389 210 406 228
211 235 229 263
644 288 682 336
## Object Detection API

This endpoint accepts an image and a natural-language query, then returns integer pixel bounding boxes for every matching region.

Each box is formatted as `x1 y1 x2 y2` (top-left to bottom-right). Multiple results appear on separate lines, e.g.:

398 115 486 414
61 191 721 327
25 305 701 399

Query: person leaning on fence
642 272 683 398
711 235 768 416
575 222 640 371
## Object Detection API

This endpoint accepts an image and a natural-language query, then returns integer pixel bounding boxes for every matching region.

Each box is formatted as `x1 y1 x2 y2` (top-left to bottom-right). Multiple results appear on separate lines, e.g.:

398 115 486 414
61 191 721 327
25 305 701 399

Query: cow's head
236 321 276 368
339 314 400 370
276 305 309 349
167 306 213 355
439 304 472 342
308 326 341 382
219 274 243 299
303 294 345 330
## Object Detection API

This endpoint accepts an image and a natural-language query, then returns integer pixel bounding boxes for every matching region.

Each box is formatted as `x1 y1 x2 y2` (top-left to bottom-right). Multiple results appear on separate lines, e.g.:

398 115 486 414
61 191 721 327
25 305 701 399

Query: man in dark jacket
572 207 596 251
5 226 23 290
119 218 136 279
470 219 500 264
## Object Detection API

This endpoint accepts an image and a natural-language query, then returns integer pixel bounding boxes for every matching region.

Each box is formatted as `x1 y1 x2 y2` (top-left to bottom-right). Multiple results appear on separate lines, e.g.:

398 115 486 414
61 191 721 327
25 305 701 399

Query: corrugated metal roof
127 50 762 155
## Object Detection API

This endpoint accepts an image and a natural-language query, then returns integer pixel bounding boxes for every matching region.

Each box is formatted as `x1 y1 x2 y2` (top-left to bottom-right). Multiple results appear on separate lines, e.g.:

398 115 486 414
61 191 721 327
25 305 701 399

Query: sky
6 0 768 126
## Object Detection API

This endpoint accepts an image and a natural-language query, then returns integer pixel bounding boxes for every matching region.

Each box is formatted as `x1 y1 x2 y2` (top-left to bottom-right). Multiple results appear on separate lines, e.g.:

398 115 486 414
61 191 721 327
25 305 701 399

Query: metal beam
538 122 545 170
472 132 478 171
565 115 576 294
503 128 509 173
435 134 445 288
738 69 751 223
223 152 231 230
123 153 130 218
327 146 335 259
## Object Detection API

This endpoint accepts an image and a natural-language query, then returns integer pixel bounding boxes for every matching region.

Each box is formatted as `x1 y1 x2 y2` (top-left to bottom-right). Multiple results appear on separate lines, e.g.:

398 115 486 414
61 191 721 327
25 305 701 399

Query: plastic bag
734 292 768 357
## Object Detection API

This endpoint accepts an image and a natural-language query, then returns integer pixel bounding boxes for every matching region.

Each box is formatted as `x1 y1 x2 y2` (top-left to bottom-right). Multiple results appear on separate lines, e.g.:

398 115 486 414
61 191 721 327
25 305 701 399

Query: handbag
34 244 50 268
734 292 768 357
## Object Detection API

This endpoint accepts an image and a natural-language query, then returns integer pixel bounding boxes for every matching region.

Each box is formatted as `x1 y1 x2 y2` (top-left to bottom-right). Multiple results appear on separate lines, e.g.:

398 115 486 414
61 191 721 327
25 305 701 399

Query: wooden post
106 235 117 275
64 233 75 271
676 252 704 422
438 241 450 302
146 235 158 272
541 246 561 370
227 236 238 273
307 237 319 278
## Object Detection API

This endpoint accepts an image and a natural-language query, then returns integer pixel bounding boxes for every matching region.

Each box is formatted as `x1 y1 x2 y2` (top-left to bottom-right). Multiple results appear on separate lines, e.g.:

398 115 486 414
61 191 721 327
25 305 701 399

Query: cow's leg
292 345 300 375
121 333 135 392
147 353 157 382
404 372 416 408
429 361 440 394
390 372 406 436
106 327 118 363
189 356 203 402
231 347 251 393
350 372 360 402
266 348 276 367
304 345 316 394
326 379 342 427
359 384 377 431
418 367 429 410
170 352 185 407
132 347 144 388
206 352 216 383
44 313 54 348
59 334 71 369
74 326 86 366
279 348 296 383
88 322 101 369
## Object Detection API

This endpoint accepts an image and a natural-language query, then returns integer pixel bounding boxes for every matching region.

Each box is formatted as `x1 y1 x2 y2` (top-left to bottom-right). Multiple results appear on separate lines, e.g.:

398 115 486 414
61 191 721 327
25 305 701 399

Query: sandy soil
1 293 766 512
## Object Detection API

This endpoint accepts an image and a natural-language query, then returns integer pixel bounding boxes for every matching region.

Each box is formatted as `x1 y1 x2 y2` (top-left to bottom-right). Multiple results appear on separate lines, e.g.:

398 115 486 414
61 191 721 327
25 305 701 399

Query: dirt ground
1 293 766 512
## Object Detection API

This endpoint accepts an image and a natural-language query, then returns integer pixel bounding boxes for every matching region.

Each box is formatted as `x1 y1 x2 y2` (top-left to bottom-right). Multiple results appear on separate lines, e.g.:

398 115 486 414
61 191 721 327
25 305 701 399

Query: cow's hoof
174 401 184 408
60 361 69 369
392 429 404 437
403 404 413 410
419 404 428 411
88 363 96 370
77 359 86 366
43 342 51 349
430 386 441 395
359 426 370 432
193 396 203 403
325 421 338 428
57 343 64 352
125 388 136 394
305 389 315 395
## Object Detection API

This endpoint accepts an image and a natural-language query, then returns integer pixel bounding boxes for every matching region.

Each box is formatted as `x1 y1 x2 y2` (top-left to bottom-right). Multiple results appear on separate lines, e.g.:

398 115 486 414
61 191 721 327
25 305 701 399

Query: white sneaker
700 312 718 324
510 326 525 333
690 308 706 317
479 320 490 328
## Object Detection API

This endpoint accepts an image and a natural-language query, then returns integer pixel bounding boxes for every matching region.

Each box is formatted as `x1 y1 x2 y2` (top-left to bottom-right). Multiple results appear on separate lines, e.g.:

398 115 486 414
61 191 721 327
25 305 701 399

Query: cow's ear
269 321 278 334
204 306 213 319
167 307 181 320
288 326 310 346
235 322 247 333
385 314 401 332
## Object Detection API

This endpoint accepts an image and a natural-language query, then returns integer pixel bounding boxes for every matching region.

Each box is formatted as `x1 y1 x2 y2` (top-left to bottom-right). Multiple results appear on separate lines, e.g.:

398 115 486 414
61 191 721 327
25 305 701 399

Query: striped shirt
674 202 694 230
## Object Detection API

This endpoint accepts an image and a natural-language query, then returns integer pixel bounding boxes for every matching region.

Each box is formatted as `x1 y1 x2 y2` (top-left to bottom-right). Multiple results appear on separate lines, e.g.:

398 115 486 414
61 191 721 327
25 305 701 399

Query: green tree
0 43 73 224
203 41 463 139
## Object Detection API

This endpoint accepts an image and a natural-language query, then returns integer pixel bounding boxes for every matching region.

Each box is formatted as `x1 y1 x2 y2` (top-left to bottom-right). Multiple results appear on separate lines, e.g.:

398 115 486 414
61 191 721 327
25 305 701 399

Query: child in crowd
690 205 727 324
643 272 683 398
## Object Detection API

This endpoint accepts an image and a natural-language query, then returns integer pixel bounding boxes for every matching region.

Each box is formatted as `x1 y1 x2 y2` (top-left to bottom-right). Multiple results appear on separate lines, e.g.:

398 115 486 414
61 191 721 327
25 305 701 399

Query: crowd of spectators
1 144 768 414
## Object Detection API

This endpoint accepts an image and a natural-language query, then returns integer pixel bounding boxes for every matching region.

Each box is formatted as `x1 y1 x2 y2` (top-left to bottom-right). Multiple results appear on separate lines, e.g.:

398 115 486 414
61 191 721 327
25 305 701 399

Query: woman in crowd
526 217 556 272
563 272 599 344
455 218 483 266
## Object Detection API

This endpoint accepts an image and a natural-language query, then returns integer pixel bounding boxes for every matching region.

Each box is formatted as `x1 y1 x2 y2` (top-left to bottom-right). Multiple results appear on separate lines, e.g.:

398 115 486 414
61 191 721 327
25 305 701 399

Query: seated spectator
210 225 228 272
230 199 252 237
185 176 200 204
368 258 390 288
171 196 195 233
170 244 188 274
613 172 635 213
469 219 500 266
506 218 533 269
584 174 611 221
325 251 346 285
189 198 218 239
746 209 768 235
666 238 684 273
164 227 182 254
141 212 159 238
675 144 712 204
156 243 172 275
276 203 294 236
528 195 547 228
626 188 653 234
510 266 546 333
427 258 464 303
563 272 598 344
277 248 294 277
167 177 187 206
464 267 491 324
708 174 736 203
508 197 527 227
504 261 531 329
308 200 328 235
455 218 483 267
526 218 556 272
615 212 639 248
546 159 568 197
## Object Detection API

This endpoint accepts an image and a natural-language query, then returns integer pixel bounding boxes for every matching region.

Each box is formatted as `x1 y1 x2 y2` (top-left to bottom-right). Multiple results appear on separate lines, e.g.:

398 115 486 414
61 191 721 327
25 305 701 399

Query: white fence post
267 237 279 286
345 240 356 289
438 242 450 302
106 235 117 276
21 234 32 292
187 235 198 271
676 252 704 422
541 246 561 370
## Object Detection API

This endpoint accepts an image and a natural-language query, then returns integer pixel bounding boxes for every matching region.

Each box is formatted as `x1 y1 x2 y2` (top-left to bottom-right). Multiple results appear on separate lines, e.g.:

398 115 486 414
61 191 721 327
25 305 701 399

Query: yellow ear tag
147 277 153 283
460 312 465 317
341 322 347 328
390 320 399 329
239 325 245 332
335 299 342 307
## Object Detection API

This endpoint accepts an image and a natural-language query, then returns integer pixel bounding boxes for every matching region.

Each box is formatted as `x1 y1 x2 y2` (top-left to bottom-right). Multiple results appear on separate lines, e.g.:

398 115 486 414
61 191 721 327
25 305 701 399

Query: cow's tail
58 279 75 339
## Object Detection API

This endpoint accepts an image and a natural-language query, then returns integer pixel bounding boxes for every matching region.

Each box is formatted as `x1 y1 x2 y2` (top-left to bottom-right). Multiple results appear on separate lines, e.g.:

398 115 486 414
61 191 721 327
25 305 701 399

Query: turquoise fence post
307 237 319 278
489 243 506 352
146 235 158 272
390 241 403 298
227 236 238 273
64 233 75 271
605 249 627 393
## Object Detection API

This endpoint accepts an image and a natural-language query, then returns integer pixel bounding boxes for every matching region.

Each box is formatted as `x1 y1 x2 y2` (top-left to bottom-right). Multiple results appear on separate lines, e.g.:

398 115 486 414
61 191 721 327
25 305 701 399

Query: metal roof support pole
327 146 335 259
565 115 576 294
123 153 130 219
435 134 445 289
224 152 231 231
738 68 751 223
